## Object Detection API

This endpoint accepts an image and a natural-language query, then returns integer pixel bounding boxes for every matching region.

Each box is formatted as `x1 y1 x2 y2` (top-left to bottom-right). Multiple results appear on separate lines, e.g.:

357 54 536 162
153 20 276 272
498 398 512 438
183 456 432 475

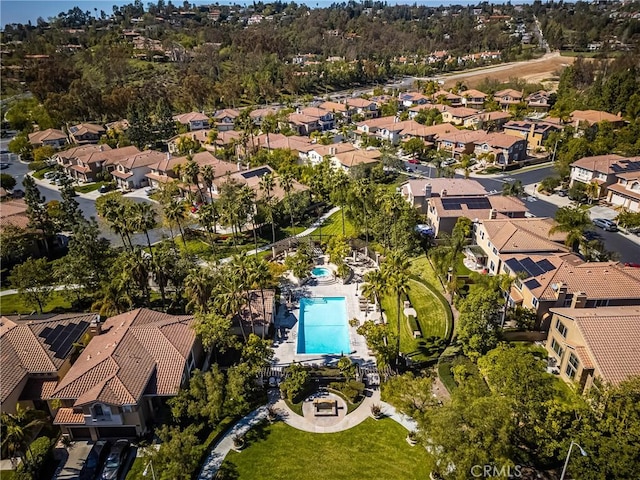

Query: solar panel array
505 257 557 279
40 320 90 360
241 167 271 180
441 197 492 211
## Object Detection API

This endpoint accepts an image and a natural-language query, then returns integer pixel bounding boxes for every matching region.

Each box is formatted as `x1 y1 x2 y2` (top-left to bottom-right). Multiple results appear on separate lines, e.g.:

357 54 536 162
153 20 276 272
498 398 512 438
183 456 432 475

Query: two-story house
111 150 167 190
213 109 240 132
50 309 204 440
463 111 512 130
306 143 357 167
68 123 106 144
399 122 456 144
545 305 640 393
431 90 463 107
525 90 552 111
298 107 335 131
333 149 382 173
569 154 640 200
493 89 523 109
56 145 141 183
498 254 640 328
346 98 379 119
474 217 568 276
401 178 487 214
399 92 432 109
473 132 527 165
250 107 280 126
437 130 488 158
502 120 561 152
460 89 487 109
174 112 211 131
570 110 625 130
441 106 480 126
1 313 94 414
28 128 68 149
212 165 309 203
606 169 640 212
145 151 235 192
287 113 321 136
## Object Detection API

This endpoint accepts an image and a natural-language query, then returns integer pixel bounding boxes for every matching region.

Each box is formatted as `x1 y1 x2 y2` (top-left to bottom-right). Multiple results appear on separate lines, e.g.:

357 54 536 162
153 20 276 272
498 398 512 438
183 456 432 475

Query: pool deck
272 278 378 368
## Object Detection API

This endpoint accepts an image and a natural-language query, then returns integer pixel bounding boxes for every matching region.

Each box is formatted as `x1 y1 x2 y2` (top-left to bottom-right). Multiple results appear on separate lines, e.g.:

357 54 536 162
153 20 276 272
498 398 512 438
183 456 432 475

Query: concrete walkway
197 387 416 479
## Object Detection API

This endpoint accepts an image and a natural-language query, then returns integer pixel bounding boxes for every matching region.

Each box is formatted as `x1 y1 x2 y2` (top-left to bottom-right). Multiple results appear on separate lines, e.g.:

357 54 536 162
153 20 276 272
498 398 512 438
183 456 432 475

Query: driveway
54 441 92 480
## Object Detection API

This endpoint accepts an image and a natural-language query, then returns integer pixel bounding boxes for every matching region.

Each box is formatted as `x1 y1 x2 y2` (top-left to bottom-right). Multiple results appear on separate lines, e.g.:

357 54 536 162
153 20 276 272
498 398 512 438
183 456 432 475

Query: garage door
611 194 625 207
630 201 639 212
97 426 137 439
69 427 91 439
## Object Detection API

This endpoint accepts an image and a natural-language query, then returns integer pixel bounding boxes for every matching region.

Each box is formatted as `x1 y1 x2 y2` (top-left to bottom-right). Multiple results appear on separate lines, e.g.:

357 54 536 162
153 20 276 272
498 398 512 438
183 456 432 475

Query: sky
0 0 525 27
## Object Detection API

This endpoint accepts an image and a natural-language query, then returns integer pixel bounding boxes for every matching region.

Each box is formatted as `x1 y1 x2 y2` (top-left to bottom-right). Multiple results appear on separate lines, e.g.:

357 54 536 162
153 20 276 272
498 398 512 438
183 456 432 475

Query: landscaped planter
406 431 418 446
232 435 246 451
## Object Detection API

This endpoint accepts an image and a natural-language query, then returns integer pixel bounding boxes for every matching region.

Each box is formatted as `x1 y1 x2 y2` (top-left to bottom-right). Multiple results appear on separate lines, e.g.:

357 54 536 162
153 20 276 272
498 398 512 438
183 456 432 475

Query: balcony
84 413 124 426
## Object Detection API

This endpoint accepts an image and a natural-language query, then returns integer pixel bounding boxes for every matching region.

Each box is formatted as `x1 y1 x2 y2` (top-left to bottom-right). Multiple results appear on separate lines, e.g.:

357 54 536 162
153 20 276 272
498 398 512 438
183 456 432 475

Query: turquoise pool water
311 267 332 278
297 297 350 355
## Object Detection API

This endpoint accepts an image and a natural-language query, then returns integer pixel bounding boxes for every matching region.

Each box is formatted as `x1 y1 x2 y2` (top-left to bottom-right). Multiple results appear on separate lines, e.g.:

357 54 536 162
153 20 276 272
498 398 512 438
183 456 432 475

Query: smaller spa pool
311 267 332 278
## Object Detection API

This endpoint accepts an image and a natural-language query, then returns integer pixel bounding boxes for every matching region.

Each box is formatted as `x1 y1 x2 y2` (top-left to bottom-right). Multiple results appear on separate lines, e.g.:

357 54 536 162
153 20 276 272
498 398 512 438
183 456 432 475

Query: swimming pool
297 297 350 355
311 267 332 279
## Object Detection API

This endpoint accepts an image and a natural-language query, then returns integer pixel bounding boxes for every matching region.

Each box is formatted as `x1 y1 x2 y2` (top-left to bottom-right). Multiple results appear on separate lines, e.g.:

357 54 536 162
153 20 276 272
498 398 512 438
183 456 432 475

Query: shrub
280 363 310 402
28 161 48 172
329 380 365 403
16 436 55 480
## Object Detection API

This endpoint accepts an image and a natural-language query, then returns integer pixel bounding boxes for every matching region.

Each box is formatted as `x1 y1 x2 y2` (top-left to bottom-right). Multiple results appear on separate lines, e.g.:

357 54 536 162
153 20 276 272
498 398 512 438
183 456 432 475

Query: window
490 260 495 272
514 278 522 290
532 297 538 307
123 405 133 413
566 353 579 379
480 231 485 240
555 319 568 338
492 247 498 255
551 338 564 358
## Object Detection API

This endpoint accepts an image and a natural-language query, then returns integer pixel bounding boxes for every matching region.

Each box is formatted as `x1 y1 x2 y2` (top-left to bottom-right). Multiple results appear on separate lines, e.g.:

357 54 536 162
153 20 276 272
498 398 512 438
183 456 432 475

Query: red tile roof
53 408 86 425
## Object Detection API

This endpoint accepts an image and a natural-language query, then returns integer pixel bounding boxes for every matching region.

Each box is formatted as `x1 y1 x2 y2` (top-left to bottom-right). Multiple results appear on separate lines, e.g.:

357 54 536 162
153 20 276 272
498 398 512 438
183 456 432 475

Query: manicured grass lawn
31 166 54 179
74 181 109 194
409 255 445 293
0 291 72 315
0 470 16 480
316 209 356 238
222 418 434 480
381 279 449 362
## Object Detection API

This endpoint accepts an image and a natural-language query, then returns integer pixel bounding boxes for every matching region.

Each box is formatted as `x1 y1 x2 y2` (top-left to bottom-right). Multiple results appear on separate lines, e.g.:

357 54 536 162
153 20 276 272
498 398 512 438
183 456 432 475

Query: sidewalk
197 387 417 479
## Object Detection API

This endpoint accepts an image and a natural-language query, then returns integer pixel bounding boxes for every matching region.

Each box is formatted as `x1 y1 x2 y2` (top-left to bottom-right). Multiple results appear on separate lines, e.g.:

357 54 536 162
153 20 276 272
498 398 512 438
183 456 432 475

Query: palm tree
183 159 204 203
502 180 525 197
279 172 295 230
362 268 387 312
330 170 350 237
381 252 411 365
1 406 45 466
201 164 215 203
249 258 273 339
259 172 277 243
129 202 157 260
164 199 188 247
550 205 592 253
213 274 248 342
91 279 133 316
97 195 134 250
585 181 600 205
230 255 257 335
184 266 215 313
262 114 278 152
198 202 218 248
239 185 258 251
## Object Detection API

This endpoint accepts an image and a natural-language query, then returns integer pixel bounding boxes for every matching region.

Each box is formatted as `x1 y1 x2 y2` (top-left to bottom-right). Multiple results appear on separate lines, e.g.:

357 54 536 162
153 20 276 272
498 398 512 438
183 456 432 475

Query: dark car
0 162 10 170
98 184 111 194
100 439 129 480
556 189 568 197
11 189 25 198
80 440 110 480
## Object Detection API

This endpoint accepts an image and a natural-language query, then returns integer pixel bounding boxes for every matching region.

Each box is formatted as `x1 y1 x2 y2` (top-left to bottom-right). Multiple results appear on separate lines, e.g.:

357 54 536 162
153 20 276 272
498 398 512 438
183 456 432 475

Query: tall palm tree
249 258 273 339
239 185 258 251
129 202 157 260
585 181 600 205
279 172 295 230
262 113 278 152
330 170 350 237
550 205 592 253
183 159 204 203
386 269 410 366
259 172 277 243
213 274 248 342
164 199 188 247
230 255 257 335
350 179 372 247
97 195 134 250
198 202 218 248
91 279 133 316
201 164 215 203
362 268 387 313
185 266 215 313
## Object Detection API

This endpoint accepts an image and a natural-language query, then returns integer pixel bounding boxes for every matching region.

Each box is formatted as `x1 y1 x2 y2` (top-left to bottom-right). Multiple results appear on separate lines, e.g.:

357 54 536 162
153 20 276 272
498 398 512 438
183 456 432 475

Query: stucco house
68 123 106 144
607 169 640 212
111 150 167 190
28 129 68 148
50 309 204 440
174 112 211 131
569 155 640 200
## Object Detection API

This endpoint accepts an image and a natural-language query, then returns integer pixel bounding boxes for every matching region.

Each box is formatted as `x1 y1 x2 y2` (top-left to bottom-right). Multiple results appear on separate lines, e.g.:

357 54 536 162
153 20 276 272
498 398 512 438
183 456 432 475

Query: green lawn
381 279 450 362
222 418 433 480
0 291 72 315
31 166 55 180
409 255 445 293
316 209 356 238
74 181 109 194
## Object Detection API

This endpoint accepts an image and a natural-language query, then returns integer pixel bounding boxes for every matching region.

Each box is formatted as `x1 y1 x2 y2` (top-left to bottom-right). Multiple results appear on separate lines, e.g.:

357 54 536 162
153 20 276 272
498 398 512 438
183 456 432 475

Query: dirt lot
441 52 575 90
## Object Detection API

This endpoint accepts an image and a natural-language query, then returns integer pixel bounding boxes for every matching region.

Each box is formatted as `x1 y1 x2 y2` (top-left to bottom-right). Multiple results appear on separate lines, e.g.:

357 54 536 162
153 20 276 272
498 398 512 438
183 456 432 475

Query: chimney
166 151 171 160
440 188 447 197
237 161 242 171
99 145 104 152
89 315 102 337
423 183 432 198
329 146 336 155
571 292 588 309
554 283 567 305
489 208 497 219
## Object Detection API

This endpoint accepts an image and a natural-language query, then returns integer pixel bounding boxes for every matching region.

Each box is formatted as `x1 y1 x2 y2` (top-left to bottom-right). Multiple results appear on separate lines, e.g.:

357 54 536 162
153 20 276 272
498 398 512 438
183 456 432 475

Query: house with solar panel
49 309 204 440
0 313 94 415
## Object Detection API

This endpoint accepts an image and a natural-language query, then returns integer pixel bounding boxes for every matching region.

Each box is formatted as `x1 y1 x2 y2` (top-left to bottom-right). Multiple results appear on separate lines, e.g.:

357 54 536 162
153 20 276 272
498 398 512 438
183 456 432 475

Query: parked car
100 439 129 480
80 440 110 480
44 171 57 180
442 158 456 167
556 189 568 197
583 230 600 241
145 187 157 195
593 218 618 232
407 158 419 164
98 184 111 194
0 162 10 169
11 189 25 198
